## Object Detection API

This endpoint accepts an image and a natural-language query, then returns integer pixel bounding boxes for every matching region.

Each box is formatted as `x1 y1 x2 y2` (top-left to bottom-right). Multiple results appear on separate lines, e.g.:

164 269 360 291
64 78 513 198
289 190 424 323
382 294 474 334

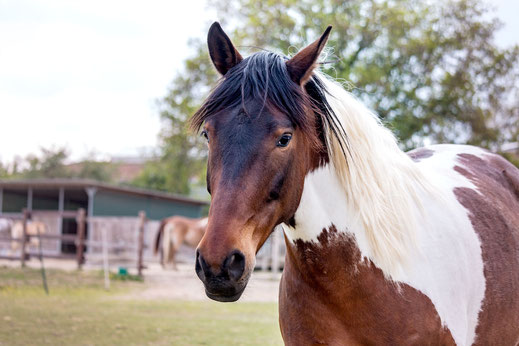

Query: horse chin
205 286 246 302
203 273 250 303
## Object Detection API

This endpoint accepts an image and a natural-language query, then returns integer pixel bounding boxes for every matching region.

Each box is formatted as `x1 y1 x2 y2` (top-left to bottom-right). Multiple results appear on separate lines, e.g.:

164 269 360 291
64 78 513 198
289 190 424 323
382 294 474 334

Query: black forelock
190 50 346 160
192 51 310 133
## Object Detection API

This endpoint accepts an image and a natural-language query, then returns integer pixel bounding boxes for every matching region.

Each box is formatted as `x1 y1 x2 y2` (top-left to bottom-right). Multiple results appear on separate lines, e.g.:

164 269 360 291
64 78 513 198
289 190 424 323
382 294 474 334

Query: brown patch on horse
279 226 455 345
407 148 434 162
454 153 519 344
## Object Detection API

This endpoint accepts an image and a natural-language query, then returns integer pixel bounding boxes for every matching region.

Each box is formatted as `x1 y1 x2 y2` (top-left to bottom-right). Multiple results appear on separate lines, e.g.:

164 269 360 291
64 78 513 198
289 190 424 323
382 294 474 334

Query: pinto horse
192 22 519 345
154 216 207 269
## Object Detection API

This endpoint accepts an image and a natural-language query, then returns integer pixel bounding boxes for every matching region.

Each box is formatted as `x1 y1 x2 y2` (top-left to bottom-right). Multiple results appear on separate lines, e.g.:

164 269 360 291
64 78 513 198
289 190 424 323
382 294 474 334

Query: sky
0 0 518 164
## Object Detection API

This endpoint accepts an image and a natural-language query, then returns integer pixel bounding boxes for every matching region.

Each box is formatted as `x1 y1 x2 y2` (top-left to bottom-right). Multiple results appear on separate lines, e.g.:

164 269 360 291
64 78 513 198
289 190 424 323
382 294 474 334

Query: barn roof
0 178 209 206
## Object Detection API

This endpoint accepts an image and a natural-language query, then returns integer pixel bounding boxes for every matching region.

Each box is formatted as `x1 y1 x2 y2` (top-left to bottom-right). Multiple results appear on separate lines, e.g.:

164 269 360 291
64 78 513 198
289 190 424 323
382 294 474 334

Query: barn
0 179 209 266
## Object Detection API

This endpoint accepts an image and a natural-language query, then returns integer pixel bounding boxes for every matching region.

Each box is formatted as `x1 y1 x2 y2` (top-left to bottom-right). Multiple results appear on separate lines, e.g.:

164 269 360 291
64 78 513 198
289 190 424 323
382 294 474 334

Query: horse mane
315 72 430 277
191 50 429 277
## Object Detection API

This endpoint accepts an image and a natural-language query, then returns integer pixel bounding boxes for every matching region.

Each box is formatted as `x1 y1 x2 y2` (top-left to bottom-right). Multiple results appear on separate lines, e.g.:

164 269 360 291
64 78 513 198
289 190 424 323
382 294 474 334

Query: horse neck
285 75 430 278
282 143 426 278
282 163 371 267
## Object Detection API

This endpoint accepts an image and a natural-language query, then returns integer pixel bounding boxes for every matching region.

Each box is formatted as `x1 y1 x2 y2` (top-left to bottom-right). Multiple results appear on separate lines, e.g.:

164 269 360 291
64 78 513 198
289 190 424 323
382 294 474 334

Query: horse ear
286 26 332 85
207 22 243 76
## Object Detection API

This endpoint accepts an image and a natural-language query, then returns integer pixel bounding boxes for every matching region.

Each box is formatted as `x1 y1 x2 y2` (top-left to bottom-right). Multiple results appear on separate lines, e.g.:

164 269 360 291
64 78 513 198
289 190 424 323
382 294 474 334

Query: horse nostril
225 251 246 281
195 249 210 281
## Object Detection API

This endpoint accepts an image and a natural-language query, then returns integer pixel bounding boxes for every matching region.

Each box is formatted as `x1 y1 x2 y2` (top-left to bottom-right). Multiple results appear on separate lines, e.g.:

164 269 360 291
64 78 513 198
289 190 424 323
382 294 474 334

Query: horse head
192 22 331 302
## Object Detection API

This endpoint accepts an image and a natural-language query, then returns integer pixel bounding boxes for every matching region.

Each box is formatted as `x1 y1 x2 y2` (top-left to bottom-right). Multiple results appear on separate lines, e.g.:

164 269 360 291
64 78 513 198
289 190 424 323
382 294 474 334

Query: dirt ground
0 258 282 303
134 263 282 302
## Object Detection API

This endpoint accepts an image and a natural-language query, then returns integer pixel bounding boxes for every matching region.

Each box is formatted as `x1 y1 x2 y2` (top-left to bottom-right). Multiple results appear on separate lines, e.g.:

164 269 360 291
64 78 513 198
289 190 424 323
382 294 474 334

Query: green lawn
0 267 282 345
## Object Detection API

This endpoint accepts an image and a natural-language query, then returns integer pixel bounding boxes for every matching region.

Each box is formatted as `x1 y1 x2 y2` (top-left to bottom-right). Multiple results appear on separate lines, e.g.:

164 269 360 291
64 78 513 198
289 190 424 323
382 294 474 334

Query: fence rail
0 209 148 275
1 210 283 274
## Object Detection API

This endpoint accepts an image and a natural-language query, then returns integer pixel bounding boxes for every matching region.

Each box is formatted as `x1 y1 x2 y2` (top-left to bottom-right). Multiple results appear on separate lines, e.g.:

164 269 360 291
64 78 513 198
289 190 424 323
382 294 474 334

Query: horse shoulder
279 228 456 345
413 144 519 344
452 151 519 344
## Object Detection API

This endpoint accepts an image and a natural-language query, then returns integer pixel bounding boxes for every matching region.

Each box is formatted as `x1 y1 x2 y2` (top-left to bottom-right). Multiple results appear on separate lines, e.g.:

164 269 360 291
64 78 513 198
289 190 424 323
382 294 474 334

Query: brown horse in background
154 216 207 269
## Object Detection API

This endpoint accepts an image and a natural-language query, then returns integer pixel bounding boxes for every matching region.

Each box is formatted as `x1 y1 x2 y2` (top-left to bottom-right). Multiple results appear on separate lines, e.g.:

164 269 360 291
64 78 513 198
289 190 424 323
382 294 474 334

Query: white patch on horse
398 144 486 345
281 86 487 346
282 163 374 260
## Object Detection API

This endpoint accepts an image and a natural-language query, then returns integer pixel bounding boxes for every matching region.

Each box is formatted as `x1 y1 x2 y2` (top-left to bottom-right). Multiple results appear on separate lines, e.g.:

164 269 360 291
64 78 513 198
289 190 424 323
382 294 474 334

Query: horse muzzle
195 249 249 302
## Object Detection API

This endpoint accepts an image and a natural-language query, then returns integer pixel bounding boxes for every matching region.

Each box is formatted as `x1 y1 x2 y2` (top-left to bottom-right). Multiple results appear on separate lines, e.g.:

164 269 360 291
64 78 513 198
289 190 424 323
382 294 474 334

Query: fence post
20 209 29 267
76 208 86 270
102 226 110 290
137 211 146 277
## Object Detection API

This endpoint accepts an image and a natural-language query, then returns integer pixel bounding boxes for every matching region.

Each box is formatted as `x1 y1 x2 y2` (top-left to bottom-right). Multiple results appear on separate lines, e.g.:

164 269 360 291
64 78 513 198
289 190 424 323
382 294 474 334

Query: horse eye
201 130 209 142
276 133 292 148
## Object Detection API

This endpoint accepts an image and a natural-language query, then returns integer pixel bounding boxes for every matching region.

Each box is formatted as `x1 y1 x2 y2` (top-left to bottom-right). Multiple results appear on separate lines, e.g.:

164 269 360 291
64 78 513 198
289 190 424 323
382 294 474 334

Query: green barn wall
32 191 59 210
93 190 203 220
1 190 27 213
63 191 88 211
1 189 89 213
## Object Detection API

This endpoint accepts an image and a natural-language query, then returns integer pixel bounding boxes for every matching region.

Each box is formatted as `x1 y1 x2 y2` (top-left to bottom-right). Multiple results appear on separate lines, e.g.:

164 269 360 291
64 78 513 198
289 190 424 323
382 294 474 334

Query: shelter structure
0 179 208 263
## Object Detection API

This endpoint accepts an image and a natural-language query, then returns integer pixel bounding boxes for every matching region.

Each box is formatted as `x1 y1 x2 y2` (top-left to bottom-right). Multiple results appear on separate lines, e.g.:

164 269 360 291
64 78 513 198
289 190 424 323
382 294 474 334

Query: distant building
0 178 207 220
0 179 208 256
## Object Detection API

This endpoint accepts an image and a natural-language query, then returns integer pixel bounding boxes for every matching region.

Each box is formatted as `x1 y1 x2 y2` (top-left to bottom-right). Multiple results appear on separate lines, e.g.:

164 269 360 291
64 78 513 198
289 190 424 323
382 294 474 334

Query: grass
0 267 282 345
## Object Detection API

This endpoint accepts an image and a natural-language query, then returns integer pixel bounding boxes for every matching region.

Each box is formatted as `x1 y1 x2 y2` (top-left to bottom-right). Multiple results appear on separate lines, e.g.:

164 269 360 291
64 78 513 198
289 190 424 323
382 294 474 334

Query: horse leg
163 239 175 270
170 232 184 271
168 241 176 270
162 228 170 269
159 245 164 267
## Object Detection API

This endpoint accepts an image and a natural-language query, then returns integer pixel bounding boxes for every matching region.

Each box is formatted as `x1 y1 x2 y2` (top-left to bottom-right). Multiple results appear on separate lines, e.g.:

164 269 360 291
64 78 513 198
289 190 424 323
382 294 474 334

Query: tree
210 0 519 149
0 147 115 182
130 159 168 192
74 158 115 182
0 162 9 179
148 0 519 194
22 147 71 179
134 42 219 195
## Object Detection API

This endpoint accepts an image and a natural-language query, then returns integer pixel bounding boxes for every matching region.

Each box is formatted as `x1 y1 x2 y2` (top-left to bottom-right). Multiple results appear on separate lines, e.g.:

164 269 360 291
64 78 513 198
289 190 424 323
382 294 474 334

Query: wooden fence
0 210 284 275
84 212 148 276
0 209 147 275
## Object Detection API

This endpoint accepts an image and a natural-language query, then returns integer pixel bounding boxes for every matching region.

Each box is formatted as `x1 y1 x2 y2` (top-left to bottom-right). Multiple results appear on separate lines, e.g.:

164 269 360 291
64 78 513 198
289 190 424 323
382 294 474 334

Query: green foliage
22 147 71 179
130 160 169 192
501 152 519 168
134 42 218 195
109 272 144 282
209 0 519 150
74 158 115 182
138 0 519 194
0 162 9 179
0 147 115 182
